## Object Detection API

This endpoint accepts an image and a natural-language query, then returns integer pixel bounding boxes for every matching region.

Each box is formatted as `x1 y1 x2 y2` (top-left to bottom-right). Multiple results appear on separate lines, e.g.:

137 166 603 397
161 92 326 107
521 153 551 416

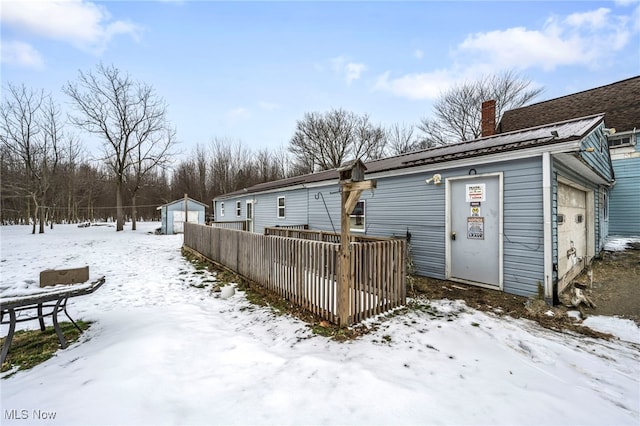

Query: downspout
542 152 554 304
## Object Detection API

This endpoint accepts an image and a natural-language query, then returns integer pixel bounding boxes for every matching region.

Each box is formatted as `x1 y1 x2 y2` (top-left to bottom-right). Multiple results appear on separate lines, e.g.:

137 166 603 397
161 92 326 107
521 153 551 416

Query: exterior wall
580 127 614 182
307 157 545 297
216 188 309 234
609 140 640 236
307 184 341 233
213 146 612 298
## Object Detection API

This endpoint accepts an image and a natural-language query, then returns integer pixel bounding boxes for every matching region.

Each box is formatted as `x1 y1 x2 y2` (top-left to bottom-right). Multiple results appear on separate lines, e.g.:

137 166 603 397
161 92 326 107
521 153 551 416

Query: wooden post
337 171 376 326
339 189 351 326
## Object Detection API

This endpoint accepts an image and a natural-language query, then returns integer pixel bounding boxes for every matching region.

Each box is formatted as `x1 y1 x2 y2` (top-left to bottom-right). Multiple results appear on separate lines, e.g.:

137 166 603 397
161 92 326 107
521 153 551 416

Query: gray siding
580 127 614 182
609 155 640 236
501 158 545 296
307 184 341 234
364 173 447 280
309 158 545 297
252 188 308 234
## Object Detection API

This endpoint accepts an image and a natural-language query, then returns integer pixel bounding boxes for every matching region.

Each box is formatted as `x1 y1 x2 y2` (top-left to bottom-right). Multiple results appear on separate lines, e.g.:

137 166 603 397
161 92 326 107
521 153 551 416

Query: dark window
608 137 631 148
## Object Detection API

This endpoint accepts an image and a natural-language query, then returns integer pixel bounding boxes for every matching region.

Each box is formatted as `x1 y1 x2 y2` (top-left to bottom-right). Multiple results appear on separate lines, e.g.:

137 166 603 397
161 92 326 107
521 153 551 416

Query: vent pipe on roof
481 100 496 137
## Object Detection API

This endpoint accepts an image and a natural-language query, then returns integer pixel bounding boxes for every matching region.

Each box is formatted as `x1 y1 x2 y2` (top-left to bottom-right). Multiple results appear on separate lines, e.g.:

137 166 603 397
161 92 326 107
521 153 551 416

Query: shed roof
218 114 604 199
498 76 640 134
157 197 208 210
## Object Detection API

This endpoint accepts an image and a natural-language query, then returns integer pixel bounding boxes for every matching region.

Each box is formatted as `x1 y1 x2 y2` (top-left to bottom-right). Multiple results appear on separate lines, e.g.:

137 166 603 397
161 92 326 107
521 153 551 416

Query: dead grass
1 320 91 377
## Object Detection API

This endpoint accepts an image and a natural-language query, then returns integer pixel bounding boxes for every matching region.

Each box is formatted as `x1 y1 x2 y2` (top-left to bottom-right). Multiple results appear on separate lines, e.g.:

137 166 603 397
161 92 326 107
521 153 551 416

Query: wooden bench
1 268 105 365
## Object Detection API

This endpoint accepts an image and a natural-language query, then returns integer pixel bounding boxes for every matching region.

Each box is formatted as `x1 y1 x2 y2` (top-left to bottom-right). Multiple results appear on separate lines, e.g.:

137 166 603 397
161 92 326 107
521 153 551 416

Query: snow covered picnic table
0 276 106 364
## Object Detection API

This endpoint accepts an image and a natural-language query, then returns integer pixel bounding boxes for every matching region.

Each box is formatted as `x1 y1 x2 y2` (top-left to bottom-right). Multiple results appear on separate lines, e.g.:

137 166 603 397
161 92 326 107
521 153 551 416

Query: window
608 136 631 148
236 201 241 217
277 196 285 218
603 192 609 221
350 200 365 232
575 214 584 224
557 214 565 225
220 202 225 217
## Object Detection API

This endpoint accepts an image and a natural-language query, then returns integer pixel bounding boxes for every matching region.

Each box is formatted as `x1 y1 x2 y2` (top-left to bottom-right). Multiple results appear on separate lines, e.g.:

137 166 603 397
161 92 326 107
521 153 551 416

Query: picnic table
1 276 105 365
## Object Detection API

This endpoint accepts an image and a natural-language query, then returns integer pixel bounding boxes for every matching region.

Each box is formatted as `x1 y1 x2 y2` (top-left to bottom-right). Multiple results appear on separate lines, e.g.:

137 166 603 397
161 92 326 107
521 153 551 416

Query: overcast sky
2 0 639 158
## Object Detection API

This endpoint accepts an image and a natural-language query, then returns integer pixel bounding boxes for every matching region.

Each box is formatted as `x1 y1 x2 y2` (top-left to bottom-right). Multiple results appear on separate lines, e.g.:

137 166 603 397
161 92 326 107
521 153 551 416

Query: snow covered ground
1 223 638 425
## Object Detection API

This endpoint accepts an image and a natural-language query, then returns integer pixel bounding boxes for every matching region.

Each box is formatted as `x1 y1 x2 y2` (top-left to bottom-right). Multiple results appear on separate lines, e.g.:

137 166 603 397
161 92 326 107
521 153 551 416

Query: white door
448 175 502 288
173 211 199 233
246 201 254 233
557 183 588 292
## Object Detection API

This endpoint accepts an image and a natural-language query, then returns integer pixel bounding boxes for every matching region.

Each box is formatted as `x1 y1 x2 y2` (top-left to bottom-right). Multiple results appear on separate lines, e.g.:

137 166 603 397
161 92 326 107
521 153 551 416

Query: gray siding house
157 197 207 234
609 142 640 235
499 76 640 237
215 114 614 302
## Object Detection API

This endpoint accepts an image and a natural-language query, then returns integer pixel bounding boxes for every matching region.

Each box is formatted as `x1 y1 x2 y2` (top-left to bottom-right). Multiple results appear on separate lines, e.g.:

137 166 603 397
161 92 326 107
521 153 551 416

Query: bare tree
127 121 176 230
418 70 543 146
288 108 387 172
64 63 176 231
387 122 420 155
0 83 63 233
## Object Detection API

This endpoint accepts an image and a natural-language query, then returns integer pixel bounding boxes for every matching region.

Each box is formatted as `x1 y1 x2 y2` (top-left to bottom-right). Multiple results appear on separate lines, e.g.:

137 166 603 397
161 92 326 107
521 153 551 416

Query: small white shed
157 197 208 234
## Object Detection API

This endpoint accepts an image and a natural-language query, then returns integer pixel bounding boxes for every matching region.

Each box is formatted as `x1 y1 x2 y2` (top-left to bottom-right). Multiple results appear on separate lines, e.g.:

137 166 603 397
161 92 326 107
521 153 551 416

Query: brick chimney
481 100 496 137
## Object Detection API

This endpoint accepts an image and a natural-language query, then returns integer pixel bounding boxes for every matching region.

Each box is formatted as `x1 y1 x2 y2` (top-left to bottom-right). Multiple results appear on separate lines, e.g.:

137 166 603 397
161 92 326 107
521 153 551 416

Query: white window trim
236 201 242 217
350 200 366 233
277 196 285 219
220 202 225 217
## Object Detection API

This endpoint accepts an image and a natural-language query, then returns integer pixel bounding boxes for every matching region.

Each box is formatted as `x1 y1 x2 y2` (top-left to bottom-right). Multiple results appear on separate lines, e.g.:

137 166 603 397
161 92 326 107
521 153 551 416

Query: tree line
1 65 541 232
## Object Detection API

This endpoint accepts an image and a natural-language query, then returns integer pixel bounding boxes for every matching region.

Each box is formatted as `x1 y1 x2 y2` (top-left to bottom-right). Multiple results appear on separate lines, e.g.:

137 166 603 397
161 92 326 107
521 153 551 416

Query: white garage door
557 183 587 293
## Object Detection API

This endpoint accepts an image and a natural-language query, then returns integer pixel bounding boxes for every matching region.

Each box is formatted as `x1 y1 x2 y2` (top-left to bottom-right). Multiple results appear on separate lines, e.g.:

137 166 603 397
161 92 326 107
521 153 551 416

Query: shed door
557 183 587 292
449 176 501 287
173 211 199 233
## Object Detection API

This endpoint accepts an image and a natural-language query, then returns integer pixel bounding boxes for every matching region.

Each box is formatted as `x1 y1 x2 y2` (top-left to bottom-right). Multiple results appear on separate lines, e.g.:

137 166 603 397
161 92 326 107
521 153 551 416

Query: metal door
449 175 501 287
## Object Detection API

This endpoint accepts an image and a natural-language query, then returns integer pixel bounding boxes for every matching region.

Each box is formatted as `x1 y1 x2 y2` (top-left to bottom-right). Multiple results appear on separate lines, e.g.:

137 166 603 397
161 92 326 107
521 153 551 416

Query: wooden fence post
338 189 351 326
336 160 376 327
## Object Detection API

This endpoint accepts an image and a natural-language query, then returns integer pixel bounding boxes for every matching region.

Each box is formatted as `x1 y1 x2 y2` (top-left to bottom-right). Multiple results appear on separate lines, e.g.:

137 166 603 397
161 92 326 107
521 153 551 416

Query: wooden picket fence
210 220 246 231
184 223 406 325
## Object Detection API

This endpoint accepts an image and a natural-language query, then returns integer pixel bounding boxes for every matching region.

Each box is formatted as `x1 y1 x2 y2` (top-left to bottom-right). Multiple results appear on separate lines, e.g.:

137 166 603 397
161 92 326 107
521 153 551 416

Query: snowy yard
1 222 638 425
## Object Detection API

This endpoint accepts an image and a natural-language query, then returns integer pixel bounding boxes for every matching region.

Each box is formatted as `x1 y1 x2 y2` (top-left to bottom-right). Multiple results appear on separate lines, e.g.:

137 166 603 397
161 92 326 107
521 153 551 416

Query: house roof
498 76 640 134
157 197 209 210
218 114 604 199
